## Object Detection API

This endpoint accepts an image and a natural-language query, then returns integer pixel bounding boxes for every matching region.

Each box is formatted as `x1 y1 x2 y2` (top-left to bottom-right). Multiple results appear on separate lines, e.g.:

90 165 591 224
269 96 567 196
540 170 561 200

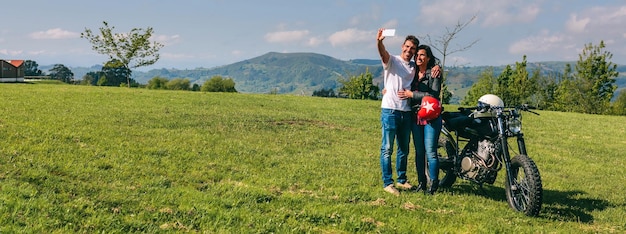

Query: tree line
24 59 236 92
313 41 624 116
462 41 624 115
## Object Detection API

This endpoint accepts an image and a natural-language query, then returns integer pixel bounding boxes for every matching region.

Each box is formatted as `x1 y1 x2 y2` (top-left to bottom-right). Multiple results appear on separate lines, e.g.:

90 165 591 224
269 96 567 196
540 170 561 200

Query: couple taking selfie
376 28 443 196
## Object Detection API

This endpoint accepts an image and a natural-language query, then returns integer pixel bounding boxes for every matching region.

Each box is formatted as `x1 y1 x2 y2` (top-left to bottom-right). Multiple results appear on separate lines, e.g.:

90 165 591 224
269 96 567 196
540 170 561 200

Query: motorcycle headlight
508 118 522 134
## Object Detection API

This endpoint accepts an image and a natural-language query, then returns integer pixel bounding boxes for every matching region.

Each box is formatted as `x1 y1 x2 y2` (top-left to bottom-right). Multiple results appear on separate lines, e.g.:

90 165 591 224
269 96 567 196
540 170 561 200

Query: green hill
132 52 383 94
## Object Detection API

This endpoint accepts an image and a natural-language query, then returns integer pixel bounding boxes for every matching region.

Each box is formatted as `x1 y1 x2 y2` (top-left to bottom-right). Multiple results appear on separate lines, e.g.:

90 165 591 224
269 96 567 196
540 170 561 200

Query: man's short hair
405 35 420 47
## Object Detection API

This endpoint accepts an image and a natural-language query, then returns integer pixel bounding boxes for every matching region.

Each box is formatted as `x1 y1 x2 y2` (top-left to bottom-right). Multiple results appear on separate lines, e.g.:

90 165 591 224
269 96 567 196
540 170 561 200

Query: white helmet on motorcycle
478 94 504 108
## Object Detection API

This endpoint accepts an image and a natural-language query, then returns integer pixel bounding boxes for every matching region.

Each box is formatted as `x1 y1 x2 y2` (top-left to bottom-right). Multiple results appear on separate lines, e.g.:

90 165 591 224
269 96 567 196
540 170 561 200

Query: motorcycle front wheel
505 154 543 216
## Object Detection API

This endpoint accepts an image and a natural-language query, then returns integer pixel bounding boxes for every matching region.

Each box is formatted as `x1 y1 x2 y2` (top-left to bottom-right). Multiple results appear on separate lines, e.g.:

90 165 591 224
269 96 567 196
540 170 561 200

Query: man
377 28 419 196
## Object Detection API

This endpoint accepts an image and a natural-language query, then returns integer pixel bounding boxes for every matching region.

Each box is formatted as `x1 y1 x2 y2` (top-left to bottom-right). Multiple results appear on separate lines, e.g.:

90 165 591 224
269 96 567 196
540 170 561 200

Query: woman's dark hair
417 44 437 68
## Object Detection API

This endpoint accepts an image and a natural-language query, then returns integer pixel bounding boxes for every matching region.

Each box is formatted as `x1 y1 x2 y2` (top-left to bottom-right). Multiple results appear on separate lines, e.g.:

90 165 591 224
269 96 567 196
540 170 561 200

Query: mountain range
45 52 626 103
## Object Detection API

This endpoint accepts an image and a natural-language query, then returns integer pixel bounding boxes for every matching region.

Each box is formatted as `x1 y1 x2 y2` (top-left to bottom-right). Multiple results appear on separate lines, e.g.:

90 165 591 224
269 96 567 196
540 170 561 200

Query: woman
399 44 442 194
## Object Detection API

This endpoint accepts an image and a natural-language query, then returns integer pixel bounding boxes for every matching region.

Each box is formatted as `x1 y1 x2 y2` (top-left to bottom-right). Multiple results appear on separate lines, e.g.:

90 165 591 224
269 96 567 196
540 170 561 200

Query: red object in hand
417 96 441 121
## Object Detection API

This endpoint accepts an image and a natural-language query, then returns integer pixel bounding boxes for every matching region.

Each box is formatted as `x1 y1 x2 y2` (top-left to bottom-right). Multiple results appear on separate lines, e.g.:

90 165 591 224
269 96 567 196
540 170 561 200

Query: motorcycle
435 94 543 216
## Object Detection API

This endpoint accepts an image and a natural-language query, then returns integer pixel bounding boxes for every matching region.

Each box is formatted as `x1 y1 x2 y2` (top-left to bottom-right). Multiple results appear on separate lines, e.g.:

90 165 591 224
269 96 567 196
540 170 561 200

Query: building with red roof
1 59 25 82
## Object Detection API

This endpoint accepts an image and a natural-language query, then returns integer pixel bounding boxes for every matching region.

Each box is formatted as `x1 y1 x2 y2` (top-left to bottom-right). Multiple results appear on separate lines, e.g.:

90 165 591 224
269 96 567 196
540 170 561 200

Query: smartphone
382 29 396 37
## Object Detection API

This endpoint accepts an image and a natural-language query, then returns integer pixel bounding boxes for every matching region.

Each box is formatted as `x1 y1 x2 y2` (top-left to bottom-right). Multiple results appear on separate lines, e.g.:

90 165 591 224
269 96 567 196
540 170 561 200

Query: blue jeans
412 116 442 183
380 108 412 187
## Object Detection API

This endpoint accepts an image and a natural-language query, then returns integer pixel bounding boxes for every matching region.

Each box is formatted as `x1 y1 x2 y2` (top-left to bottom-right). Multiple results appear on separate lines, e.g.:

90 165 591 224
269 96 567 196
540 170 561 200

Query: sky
1 0 625 71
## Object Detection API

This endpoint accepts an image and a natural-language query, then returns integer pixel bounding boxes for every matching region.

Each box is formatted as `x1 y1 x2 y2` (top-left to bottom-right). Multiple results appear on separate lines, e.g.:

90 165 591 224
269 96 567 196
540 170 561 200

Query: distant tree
97 75 108 86
462 67 496 105
101 59 133 86
495 65 514 105
146 76 169 90
552 64 581 112
575 41 618 114
609 89 626 115
312 88 337 97
48 64 73 83
166 78 191 90
420 14 479 104
201 76 237 92
533 69 559 110
191 83 200 91
554 41 618 114
338 69 379 100
23 60 43 76
81 72 99 86
81 21 164 87
505 55 538 106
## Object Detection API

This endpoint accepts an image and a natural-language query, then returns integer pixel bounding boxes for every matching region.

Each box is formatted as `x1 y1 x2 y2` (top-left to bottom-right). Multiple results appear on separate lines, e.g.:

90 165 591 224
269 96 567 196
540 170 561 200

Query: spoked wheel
505 154 543 216
436 130 457 188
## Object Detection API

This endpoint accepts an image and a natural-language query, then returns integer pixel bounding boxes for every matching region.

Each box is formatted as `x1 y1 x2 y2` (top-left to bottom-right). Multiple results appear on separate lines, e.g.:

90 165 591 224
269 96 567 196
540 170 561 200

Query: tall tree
23 60 43 76
507 55 538 106
553 41 618 114
573 41 618 114
420 14 479 104
48 64 74 83
81 21 164 87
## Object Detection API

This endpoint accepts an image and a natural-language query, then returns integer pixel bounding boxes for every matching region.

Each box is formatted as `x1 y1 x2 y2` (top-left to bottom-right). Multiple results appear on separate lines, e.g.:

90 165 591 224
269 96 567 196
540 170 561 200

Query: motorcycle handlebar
457 104 540 115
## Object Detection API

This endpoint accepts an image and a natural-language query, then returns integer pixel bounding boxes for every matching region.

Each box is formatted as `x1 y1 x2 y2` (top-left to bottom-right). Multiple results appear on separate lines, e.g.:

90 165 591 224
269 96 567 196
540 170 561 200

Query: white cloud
306 37 324 47
0 49 23 56
558 5 626 59
264 30 310 43
482 3 540 27
573 6 626 35
29 28 80 39
566 14 590 33
509 30 568 54
328 28 371 47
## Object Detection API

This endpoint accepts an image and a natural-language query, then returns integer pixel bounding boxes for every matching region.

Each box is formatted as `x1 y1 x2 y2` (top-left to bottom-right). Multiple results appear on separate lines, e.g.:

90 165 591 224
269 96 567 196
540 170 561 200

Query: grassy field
1 82 625 233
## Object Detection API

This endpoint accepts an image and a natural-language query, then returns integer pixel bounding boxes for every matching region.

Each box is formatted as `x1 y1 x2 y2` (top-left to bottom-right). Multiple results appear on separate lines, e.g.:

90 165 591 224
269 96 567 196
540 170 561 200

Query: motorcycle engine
460 139 499 184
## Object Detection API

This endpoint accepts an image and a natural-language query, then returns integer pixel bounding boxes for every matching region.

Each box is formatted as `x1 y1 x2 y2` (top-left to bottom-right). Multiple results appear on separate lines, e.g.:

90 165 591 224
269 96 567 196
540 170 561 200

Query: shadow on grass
442 183 613 223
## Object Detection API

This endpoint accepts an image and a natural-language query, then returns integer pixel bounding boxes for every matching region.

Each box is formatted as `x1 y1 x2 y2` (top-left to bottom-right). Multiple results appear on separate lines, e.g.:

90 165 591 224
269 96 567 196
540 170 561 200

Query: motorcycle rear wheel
436 133 457 188
505 154 543 216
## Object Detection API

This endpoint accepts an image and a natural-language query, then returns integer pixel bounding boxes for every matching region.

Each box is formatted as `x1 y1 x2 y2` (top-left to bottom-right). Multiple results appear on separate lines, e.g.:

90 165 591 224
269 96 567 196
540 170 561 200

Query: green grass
1 83 625 233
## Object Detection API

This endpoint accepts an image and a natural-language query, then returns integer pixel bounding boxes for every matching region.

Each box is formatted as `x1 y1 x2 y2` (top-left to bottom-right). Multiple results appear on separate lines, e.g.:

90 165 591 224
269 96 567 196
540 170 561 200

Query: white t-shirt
380 55 415 111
